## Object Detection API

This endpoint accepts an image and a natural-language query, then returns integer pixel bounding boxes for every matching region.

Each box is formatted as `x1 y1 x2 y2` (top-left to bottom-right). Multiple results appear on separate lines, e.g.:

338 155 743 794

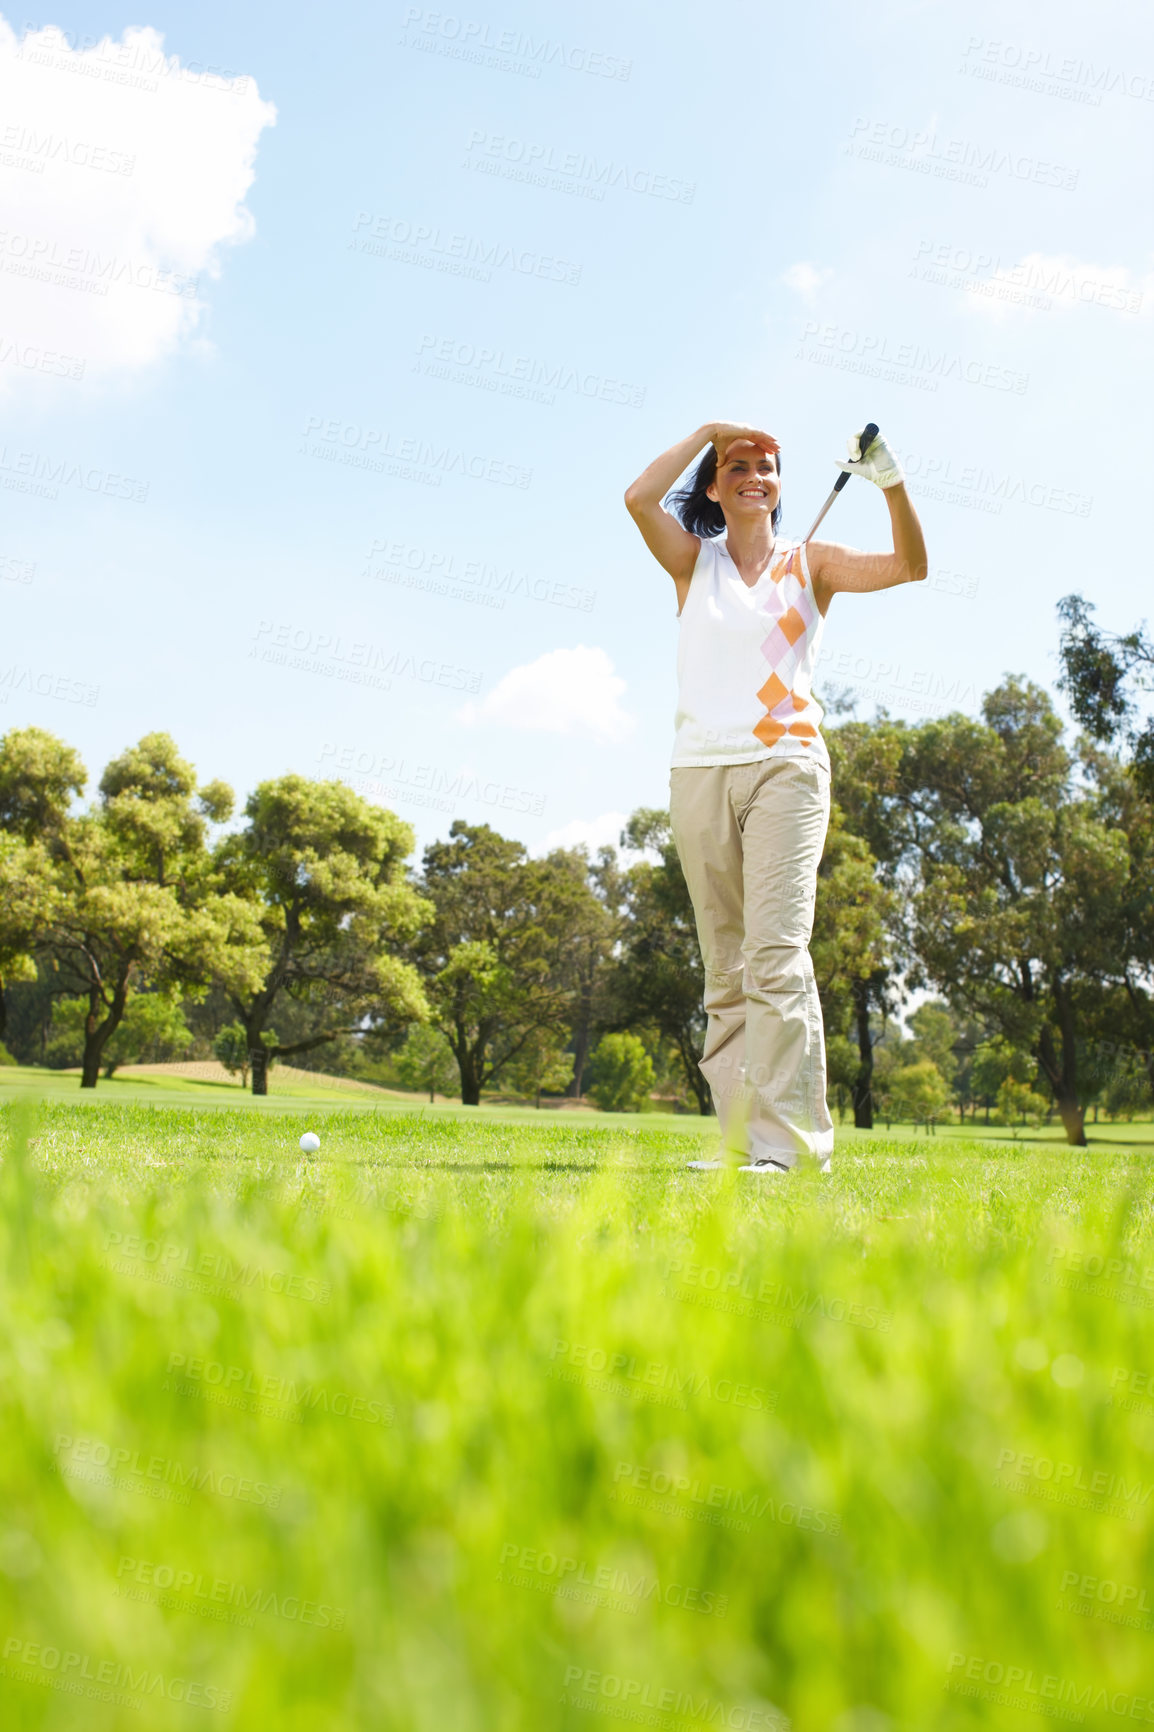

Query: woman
624 421 927 1172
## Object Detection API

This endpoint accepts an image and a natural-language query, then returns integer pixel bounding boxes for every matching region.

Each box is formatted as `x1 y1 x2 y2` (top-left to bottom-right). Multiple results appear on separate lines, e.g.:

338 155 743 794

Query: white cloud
539 812 629 856
780 261 833 298
959 252 1154 322
0 19 276 390
459 646 635 743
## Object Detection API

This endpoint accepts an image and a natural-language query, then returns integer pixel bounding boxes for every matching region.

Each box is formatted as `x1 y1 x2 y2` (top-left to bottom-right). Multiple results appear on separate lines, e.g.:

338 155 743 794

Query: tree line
1 595 1151 1147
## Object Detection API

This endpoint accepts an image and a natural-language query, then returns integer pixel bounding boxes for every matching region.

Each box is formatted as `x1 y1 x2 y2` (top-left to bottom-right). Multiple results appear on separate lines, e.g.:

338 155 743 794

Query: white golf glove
836 428 904 489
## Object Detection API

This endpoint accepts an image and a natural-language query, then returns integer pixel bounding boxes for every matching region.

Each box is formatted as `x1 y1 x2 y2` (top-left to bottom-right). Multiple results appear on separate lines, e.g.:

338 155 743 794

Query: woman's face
707 442 780 524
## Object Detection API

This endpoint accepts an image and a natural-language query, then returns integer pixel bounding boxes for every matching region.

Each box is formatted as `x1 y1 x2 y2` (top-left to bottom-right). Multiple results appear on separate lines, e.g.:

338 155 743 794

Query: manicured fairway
2 1097 1153 1731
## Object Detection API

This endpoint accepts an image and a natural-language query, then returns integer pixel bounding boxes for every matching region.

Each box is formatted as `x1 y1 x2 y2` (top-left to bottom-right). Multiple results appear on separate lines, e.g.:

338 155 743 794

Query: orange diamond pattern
754 546 820 752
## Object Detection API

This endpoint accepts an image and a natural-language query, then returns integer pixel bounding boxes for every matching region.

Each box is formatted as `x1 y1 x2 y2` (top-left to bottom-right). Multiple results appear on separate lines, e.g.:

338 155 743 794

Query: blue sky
1 0 1150 861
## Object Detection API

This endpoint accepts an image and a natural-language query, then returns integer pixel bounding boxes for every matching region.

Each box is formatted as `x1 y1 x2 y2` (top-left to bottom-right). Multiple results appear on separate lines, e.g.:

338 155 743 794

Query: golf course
3 1078 1153 1730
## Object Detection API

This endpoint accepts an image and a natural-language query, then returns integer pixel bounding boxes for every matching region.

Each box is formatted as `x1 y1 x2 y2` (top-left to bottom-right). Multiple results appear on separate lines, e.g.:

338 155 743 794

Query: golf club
802 420 879 542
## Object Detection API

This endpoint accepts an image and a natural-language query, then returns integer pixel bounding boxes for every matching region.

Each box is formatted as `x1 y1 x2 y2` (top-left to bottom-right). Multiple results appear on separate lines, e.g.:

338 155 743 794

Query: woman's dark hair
665 446 782 537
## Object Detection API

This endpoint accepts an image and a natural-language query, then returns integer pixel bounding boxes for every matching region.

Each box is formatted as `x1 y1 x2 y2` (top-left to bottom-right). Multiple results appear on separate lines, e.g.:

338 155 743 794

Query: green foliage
394 1024 458 1102
996 1077 1050 1136
0 1041 15 1066
46 991 193 1077
414 823 603 1105
498 1025 574 1106
1101 1064 1153 1122
605 810 709 1114
213 1022 279 1088
586 1030 655 1112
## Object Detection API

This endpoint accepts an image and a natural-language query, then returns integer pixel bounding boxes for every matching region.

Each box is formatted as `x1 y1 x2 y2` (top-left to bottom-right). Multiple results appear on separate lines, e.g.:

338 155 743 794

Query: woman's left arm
807 431 928 610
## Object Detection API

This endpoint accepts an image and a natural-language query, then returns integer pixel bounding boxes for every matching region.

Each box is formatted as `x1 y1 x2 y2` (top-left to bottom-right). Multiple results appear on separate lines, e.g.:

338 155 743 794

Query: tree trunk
81 983 126 1088
250 1045 270 1096
1038 991 1087 1147
569 1019 592 1097
458 1047 482 1106
851 977 874 1129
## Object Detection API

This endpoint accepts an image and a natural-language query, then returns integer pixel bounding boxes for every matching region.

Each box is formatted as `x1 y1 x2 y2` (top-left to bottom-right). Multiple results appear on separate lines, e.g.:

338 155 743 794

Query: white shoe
686 1158 734 1170
738 1159 792 1174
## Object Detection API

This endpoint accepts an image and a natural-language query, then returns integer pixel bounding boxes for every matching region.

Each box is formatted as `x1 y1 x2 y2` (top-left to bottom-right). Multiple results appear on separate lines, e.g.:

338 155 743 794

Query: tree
395 1024 458 1103
604 810 711 1115
0 834 58 1047
215 777 430 1095
499 1026 575 1108
823 720 911 1128
810 796 898 1129
0 727 84 1044
412 823 602 1106
212 1020 279 1090
0 731 267 1088
46 990 193 1079
1057 594 1154 798
901 680 1129 1146
997 1078 1049 1137
887 1060 951 1133
971 1038 1035 1124
587 1032 655 1113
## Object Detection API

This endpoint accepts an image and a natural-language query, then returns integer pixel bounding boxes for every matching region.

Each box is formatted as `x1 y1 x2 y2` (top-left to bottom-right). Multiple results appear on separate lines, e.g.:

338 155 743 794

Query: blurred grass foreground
2 1097 1154 1730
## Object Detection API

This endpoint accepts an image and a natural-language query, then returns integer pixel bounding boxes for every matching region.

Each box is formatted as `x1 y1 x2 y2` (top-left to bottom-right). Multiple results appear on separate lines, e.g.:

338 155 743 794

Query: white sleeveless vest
671 534 829 769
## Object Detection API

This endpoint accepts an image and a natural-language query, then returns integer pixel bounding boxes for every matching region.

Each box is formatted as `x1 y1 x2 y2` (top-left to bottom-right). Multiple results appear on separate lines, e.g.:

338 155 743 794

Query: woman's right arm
624 422 777 604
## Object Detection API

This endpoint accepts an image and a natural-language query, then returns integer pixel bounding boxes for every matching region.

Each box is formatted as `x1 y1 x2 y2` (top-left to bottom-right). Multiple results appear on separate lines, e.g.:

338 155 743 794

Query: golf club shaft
803 421 879 542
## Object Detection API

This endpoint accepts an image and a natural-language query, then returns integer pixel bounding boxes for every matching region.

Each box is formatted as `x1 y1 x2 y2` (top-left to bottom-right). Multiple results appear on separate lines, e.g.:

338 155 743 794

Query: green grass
2 1097 1154 1730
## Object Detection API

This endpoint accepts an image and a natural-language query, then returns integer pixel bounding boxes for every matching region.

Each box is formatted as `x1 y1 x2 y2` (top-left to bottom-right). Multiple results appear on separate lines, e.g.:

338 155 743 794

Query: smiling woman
624 420 927 1175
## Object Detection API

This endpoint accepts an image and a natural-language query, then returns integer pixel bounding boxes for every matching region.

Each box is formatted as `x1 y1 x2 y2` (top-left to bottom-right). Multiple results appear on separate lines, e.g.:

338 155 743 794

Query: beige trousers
670 755 834 1166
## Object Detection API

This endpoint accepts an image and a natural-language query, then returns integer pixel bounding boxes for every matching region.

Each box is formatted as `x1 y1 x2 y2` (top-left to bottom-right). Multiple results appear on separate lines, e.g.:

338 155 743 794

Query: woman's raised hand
709 423 780 465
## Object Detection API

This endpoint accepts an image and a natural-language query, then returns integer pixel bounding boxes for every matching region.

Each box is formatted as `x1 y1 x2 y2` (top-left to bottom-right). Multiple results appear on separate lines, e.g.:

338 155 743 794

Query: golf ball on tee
299 1131 321 1154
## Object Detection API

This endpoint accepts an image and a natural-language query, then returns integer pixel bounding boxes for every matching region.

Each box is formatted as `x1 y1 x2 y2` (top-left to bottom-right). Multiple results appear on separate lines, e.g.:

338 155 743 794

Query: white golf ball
299 1131 321 1154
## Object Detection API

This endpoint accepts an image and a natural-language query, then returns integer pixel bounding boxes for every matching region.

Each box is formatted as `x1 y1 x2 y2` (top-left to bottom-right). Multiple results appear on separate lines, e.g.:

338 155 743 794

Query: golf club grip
832 420 880 492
